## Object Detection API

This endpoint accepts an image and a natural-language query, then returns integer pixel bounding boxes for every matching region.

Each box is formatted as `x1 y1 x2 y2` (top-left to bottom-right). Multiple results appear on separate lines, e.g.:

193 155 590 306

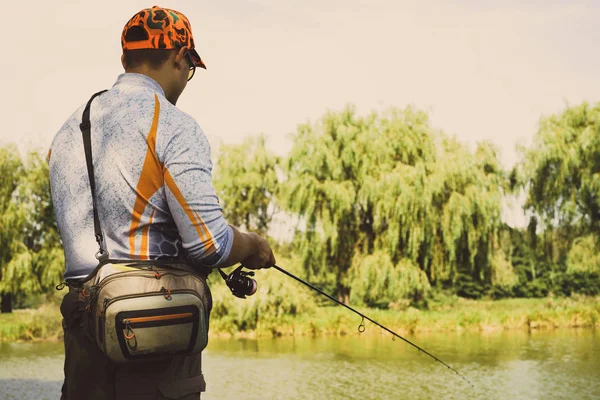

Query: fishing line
272 264 474 388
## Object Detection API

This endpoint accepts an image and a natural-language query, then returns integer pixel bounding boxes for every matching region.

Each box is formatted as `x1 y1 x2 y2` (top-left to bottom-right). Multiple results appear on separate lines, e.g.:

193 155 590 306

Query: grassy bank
1 295 598 342
211 295 600 338
0 303 63 342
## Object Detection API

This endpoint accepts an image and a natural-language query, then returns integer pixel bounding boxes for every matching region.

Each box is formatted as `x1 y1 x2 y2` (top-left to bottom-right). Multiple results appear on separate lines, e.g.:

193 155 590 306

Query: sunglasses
184 50 196 81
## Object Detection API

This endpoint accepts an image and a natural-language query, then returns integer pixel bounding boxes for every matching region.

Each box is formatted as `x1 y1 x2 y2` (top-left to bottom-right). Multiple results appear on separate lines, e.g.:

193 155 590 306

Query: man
49 6 275 399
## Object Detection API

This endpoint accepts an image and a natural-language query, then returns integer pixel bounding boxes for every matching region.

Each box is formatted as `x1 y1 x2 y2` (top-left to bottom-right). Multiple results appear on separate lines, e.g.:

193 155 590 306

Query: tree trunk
1 293 12 313
337 284 350 305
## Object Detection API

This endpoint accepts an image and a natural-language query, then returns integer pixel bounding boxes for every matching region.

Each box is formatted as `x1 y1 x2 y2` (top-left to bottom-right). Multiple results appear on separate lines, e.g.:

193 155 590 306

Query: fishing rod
219 263 473 387
272 264 474 388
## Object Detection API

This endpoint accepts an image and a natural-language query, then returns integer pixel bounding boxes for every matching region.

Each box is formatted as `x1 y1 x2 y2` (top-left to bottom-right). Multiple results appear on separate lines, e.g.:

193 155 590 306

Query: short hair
122 25 177 70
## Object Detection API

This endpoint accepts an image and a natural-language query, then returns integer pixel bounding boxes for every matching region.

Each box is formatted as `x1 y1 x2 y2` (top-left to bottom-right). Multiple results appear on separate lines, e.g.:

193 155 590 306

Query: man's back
49 73 231 280
52 8 276 399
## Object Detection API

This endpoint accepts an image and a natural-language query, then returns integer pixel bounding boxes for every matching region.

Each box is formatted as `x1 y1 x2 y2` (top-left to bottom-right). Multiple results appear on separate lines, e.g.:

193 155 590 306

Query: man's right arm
160 113 274 270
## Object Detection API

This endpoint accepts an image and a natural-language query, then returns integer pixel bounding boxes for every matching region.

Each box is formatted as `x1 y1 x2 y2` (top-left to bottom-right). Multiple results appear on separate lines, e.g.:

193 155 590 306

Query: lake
0 329 598 399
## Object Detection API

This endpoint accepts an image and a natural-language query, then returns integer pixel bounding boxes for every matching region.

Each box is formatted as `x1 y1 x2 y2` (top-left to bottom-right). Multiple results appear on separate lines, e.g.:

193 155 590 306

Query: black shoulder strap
80 89 109 261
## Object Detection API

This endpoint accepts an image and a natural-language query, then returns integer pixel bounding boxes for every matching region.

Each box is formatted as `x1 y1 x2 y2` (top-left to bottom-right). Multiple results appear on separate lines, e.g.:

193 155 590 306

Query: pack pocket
100 291 208 363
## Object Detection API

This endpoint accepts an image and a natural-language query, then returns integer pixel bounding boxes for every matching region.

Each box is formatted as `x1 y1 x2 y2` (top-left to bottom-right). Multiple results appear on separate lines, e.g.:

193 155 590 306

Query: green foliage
510 103 600 299
513 279 551 298
566 235 600 274
349 251 430 308
518 102 600 234
0 147 63 312
208 255 317 335
281 106 366 302
4 295 599 342
214 135 279 235
557 272 600 296
0 145 26 311
490 234 519 288
282 105 510 303
454 273 487 299
0 304 63 342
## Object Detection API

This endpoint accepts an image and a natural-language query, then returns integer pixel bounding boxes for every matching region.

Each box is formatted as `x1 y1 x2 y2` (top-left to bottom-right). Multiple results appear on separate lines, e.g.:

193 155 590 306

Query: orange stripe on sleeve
164 168 216 252
193 210 217 255
129 94 164 258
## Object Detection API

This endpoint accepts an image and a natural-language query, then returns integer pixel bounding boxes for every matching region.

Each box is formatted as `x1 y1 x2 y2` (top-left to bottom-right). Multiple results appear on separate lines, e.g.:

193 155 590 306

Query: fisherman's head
120 6 206 105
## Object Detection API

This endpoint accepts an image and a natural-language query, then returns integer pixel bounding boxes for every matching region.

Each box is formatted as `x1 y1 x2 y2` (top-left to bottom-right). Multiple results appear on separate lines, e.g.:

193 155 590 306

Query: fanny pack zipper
122 309 197 342
96 268 205 292
123 312 194 325
103 288 202 311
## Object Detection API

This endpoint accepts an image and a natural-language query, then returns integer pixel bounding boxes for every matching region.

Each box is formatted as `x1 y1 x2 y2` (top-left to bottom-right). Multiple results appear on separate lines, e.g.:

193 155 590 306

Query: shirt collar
113 73 165 97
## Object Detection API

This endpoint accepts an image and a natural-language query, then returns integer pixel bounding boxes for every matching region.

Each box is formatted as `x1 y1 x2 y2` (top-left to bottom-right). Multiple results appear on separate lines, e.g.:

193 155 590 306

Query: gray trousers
60 287 206 400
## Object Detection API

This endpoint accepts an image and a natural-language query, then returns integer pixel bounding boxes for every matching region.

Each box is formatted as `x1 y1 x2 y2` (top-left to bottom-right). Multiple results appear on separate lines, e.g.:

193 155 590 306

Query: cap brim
190 49 206 69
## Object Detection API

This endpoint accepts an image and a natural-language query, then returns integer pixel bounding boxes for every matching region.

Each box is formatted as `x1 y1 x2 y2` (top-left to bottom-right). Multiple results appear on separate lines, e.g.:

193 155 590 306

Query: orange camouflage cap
121 5 206 69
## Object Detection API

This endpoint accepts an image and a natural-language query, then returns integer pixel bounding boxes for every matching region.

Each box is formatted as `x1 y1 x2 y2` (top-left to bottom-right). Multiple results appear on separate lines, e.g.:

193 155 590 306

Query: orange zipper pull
124 320 135 340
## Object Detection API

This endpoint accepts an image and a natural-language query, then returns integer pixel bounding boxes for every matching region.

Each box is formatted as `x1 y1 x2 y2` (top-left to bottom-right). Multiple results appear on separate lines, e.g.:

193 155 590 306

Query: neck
126 67 179 105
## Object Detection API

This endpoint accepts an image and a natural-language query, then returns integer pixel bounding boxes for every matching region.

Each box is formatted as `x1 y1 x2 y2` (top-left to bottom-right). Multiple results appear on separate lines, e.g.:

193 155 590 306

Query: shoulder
158 97 203 135
155 97 211 156
58 103 87 133
49 103 86 161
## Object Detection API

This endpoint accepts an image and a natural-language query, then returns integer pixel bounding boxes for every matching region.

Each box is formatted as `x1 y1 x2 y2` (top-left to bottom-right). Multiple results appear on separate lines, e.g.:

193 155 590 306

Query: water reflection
203 329 600 400
0 329 598 400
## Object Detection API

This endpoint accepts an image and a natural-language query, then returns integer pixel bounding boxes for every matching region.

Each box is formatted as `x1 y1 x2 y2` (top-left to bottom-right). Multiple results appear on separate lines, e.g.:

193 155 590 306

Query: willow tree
515 102 600 284
282 106 369 302
283 105 510 304
0 145 25 312
213 135 279 236
19 152 63 293
0 148 63 313
567 235 600 273
349 250 431 307
519 102 600 236
366 112 510 289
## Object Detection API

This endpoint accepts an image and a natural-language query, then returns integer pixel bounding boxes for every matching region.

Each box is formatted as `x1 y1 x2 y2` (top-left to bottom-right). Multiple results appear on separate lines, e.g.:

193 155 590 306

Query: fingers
241 237 275 270
247 252 273 269
268 251 276 267
261 244 275 268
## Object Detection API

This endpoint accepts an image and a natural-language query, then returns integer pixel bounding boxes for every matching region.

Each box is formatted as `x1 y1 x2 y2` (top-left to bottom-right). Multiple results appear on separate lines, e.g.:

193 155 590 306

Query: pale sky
1 0 599 228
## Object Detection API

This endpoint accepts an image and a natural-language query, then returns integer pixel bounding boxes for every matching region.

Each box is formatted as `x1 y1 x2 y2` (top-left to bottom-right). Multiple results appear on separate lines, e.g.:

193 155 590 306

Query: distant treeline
0 102 599 313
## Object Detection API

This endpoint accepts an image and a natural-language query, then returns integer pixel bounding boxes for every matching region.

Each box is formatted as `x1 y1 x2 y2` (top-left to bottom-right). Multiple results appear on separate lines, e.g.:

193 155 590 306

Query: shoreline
1 296 598 343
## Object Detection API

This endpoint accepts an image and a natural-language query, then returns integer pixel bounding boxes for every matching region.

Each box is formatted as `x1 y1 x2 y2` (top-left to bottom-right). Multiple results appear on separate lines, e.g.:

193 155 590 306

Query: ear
174 47 187 70
121 53 127 70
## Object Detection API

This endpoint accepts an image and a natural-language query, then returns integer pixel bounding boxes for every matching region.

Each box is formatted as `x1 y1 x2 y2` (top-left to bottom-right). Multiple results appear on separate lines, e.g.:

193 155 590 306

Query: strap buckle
95 249 109 262
95 234 109 261
79 121 91 131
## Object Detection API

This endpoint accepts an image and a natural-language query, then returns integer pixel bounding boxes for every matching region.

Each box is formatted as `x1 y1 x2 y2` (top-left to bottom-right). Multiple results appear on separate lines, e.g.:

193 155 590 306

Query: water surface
0 329 598 399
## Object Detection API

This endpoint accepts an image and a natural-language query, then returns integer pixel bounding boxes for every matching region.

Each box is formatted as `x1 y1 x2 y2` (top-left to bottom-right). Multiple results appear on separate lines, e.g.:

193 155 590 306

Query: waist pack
77 260 210 364
70 90 210 363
